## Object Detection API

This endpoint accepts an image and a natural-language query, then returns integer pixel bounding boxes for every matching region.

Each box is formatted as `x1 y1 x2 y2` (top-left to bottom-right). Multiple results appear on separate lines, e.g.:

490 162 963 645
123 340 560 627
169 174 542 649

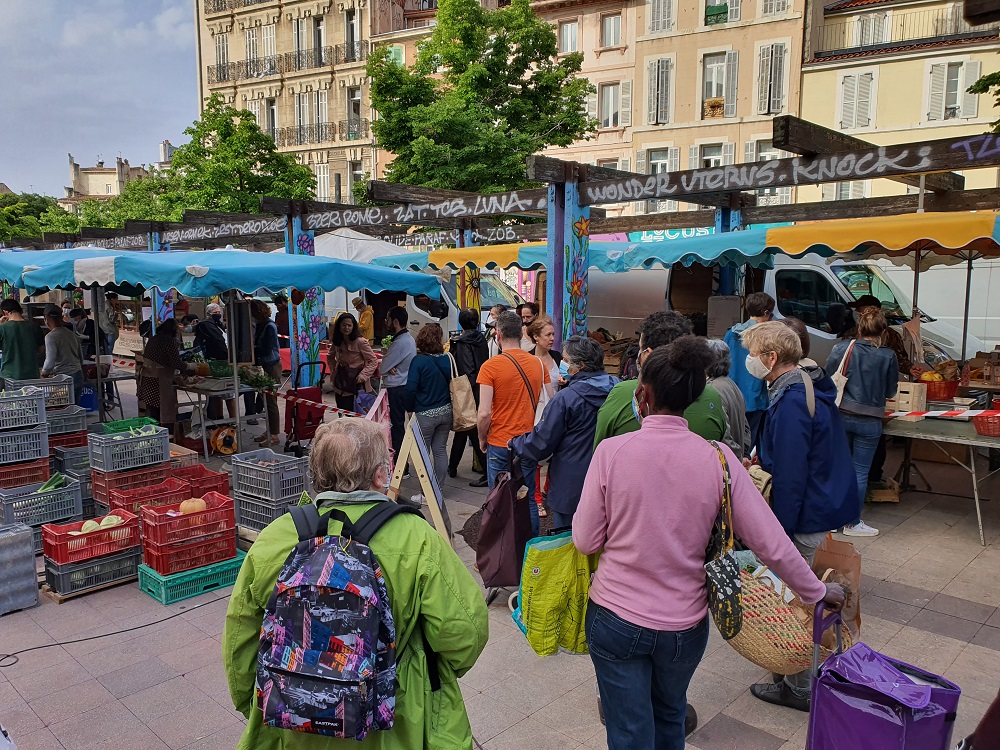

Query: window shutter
928 63 946 121
668 147 680 172
778 187 792 204
689 145 700 169
619 157 631 173
586 92 599 121
246 28 258 61
724 50 739 117
648 0 661 33
757 45 772 115
850 181 866 200
663 0 673 31
634 150 647 213
657 59 671 124
315 90 328 124
744 140 757 163
647 61 659 124
727 0 740 22
635 200 646 214
857 15 871 46
262 24 276 58
762 0 775 15
722 142 736 165
841 73 857 129
855 72 872 128
961 61 982 119
821 183 835 201
620 81 633 128
770 43 786 114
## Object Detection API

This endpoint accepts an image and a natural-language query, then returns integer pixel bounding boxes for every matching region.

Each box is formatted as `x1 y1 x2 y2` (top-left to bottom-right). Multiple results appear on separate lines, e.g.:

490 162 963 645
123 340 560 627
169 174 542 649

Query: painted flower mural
563 212 590 338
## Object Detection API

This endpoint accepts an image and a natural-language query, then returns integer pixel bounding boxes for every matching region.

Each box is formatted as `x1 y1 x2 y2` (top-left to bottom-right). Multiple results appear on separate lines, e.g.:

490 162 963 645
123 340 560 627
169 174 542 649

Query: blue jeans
550 509 574 530
587 602 709 750
840 412 883 525
486 444 539 537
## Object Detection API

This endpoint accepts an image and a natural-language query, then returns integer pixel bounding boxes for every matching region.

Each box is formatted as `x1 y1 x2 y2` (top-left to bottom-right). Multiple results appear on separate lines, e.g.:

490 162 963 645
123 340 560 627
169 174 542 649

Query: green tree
367 0 595 193
39 206 81 235
968 70 1000 131
78 171 186 228
0 193 79 242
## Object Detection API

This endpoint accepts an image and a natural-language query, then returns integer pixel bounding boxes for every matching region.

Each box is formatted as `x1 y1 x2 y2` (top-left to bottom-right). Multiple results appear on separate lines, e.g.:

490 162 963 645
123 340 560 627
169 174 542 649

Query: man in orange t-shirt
477 310 550 536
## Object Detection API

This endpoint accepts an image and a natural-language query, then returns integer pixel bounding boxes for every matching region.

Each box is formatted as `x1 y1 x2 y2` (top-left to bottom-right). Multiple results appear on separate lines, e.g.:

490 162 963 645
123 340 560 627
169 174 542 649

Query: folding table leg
970 445 986 546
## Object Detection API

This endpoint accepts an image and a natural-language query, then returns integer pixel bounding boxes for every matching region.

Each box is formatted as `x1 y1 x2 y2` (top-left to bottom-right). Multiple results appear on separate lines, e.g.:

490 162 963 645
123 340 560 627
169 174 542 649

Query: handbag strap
836 340 856 378
447 352 459 379
709 441 735 554
502 352 539 410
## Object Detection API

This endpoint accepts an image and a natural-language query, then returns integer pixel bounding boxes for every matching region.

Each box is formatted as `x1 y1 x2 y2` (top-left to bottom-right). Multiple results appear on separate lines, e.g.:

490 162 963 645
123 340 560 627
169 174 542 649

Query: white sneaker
842 521 879 537
410 493 425 506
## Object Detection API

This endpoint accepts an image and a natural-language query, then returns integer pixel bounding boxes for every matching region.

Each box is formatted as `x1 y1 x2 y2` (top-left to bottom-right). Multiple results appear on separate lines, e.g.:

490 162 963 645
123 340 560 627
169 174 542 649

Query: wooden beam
158 214 287 245
771 116 963 193
79 227 148 249
41 233 79 243
591 211 718 234
964 0 1000 25
579 132 1000 206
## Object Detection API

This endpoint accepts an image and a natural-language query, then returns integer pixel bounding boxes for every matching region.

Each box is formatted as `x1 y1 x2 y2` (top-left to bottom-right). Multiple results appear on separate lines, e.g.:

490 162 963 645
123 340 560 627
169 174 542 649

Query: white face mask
745 354 773 380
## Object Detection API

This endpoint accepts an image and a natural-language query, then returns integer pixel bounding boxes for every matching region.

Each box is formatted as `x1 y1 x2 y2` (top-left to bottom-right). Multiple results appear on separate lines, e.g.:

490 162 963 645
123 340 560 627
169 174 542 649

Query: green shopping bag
512 532 597 657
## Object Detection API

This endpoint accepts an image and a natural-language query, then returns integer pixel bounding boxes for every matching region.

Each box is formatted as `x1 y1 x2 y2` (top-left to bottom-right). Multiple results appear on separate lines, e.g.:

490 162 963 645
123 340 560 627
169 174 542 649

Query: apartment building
799 0 1000 203
58 155 148 215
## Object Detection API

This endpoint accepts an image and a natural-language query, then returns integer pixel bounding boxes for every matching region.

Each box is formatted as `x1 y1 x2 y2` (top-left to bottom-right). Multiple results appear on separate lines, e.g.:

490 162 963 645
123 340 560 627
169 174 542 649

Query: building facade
58 155 148 215
799 0 1000 203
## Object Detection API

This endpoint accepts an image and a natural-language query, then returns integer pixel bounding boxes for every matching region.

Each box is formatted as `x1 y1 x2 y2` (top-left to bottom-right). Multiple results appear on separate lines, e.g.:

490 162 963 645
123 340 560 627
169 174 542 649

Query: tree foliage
968 70 1000 132
367 0 595 193
0 193 80 243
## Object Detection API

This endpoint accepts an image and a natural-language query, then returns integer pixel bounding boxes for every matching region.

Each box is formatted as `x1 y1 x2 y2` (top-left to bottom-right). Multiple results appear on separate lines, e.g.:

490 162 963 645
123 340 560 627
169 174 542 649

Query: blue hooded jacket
758 366 857 537
511 370 618 516
724 319 769 412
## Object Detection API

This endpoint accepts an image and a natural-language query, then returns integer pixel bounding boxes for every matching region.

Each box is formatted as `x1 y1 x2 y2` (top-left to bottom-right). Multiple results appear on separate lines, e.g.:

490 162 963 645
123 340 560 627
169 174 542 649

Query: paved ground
1 384 998 749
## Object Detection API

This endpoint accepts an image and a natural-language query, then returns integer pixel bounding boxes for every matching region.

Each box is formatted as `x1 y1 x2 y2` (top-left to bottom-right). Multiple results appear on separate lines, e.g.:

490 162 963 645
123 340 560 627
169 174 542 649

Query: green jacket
223 492 489 750
592 379 731 449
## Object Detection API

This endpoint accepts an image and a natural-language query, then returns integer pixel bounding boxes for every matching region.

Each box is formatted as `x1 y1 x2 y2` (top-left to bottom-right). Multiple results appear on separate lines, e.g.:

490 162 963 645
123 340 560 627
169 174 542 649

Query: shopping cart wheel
508 590 518 614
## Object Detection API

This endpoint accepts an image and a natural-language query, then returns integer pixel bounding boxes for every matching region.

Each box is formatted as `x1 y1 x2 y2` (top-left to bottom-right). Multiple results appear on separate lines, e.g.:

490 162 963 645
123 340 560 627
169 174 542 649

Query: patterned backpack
255 502 423 740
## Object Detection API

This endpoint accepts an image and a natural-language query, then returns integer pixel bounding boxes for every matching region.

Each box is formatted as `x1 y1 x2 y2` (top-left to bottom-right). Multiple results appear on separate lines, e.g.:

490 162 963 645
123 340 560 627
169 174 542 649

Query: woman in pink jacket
326 312 378 413
574 336 845 750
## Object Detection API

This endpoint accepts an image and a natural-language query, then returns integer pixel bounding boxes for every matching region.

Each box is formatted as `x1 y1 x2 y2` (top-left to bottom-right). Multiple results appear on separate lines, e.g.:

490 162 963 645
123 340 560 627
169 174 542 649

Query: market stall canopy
0 246 440 297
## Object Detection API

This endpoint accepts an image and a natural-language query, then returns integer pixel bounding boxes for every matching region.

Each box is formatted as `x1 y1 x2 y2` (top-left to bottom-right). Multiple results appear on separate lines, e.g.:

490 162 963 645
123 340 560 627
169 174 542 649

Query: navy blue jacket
758 366 857 537
511 370 618 515
404 353 451 413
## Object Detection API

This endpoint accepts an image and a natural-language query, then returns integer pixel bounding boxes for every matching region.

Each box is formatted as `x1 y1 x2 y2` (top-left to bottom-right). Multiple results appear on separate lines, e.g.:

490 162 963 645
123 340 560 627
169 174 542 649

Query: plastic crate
43 509 141 565
49 430 89 456
0 388 46 431
45 405 89 436
88 427 170 472
55 446 90 475
0 425 48 466
974 414 1000 437
70 470 93 501
169 443 199 468
100 416 159 435
142 529 237 576
82 499 95 519
94 500 109 517
6 376 74 409
91 463 171 505
33 516 79 554
108 477 192 516
0 456 50 489
0 478 83 527
44 547 142 596
235 492 292 533
138 549 246 605
140 491 235 547
0 523 38 615
172 464 230 497
924 380 959 401
232 449 308 502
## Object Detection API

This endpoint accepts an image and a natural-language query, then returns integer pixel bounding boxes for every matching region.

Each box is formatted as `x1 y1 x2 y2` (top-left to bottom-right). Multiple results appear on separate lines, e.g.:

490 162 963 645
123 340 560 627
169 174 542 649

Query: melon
81 520 101 533
100 515 123 528
179 498 207 515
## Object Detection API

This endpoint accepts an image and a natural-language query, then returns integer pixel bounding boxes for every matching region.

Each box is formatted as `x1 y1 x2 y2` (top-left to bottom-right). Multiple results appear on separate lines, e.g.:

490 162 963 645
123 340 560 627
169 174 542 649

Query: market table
83 364 137 419
177 379 255 460
883 418 997 545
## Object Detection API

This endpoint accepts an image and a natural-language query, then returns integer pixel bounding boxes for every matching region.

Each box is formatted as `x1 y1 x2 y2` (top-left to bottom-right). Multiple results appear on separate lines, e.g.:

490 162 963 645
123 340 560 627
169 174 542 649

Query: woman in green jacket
223 419 489 750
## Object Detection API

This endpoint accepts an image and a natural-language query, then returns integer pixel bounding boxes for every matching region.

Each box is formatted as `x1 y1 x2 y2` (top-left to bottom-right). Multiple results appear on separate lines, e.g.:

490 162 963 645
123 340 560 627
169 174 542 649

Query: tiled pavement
2 392 999 748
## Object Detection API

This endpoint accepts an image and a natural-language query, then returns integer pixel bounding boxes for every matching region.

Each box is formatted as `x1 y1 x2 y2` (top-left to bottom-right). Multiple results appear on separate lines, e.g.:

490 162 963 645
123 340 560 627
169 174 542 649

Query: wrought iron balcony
339 119 370 141
244 55 282 78
208 62 238 84
204 0 274 12
335 41 369 65
283 46 334 72
274 123 338 147
815 5 999 54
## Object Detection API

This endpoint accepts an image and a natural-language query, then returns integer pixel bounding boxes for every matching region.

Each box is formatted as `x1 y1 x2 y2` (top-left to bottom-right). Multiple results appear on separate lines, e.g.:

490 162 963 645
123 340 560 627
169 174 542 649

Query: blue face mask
558 360 570 378
631 391 645 425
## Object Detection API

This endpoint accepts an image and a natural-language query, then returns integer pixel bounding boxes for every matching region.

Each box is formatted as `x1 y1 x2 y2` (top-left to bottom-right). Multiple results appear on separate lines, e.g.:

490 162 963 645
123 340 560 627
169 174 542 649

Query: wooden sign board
387 417 452 545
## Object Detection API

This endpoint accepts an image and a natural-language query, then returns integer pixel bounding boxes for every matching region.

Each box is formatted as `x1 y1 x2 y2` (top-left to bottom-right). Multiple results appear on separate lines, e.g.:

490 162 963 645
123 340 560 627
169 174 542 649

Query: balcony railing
335 41 370 64
815 5 1000 54
206 43 369 84
285 46 334 71
339 119 370 141
205 0 273 12
275 123 338 147
705 4 728 25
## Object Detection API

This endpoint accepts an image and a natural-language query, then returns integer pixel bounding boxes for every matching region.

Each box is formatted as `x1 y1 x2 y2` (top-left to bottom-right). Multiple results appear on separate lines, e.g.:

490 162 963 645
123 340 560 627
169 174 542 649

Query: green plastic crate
138 549 245 605
100 416 159 435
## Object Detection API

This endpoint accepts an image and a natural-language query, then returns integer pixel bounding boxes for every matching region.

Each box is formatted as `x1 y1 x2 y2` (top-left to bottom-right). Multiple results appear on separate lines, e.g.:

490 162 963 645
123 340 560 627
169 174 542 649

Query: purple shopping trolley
807 603 962 750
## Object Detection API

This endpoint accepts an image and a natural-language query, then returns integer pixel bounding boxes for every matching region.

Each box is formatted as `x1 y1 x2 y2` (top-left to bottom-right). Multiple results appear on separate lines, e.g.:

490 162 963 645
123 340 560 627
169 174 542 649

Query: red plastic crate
42 509 140 565
0 456 50 489
924 380 959 401
140 491 236 547
109 478 192 516
172 464 230 497
91 463 171 504
142 530 237 576
48 430 88 456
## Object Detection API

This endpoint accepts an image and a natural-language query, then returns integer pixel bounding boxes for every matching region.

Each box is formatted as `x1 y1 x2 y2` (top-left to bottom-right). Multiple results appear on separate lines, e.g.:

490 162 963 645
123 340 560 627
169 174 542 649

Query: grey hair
563 335 605 373
309 419 390 494
705 339 731 379
496 310 523 341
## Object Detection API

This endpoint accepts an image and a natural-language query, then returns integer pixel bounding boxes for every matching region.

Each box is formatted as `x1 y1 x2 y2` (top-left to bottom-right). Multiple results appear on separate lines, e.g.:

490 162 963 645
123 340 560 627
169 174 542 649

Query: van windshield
442 273 524 311
833 264 920 323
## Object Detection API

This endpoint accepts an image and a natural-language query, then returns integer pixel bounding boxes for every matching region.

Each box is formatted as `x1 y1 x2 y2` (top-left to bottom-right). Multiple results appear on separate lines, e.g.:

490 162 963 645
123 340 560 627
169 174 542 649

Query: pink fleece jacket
573 414 827 632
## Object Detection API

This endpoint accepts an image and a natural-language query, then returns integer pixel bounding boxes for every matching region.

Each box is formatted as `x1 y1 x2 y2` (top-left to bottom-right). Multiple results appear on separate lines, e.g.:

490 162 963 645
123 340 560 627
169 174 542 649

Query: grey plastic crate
0 424 48 466
55 446 90 475
235 492 292 533
70 469 93 501
232 449 308 503
46 405 89 436
44 547 142 596
0 387 46 431
82 498 95 520
0 479 83 527
32 516 79 555
5 376 74 409
87 427 170 473
94 500 110 518
0 523 38 614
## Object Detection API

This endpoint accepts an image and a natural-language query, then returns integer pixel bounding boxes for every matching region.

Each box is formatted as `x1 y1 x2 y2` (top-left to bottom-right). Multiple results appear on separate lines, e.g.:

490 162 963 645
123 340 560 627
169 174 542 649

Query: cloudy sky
0 0 197 197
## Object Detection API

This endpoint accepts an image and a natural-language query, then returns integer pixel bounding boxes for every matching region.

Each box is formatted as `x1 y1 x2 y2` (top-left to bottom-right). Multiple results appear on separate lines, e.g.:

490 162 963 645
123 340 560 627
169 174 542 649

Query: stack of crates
89 419 171 516
5 376 76 476
0 523 38 615
45 404 89 458
231 448 308 533
41 509 142 597
55 446 93 518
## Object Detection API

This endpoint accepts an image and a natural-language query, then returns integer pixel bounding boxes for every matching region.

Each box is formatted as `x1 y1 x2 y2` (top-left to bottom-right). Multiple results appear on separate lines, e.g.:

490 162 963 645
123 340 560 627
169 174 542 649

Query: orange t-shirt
477 350 550 448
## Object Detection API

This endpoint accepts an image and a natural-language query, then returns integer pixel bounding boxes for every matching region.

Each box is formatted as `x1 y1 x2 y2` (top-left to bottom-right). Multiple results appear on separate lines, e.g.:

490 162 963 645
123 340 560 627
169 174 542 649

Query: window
265 98 277 139
746 140 792 205
821 181 866 201
262 24 276 58
840 71 873 129
706 0 739 25
315 164 330 200
597 158 619 170
648 0 673 33
929 61 981 120
601 14 621 47
599 82 620 128
349 160 365 198
757 43 786 114
700 144 724 168
647 148 679 212
647 58 672 125
703 53 726 99
246 100 262 128
245 27 259 61
346 9 357 50
775 270 845 332
294 92 311 142
702 52 737 118
314 16 326 50
761 0 788 17
558 21 578 53
833 265 908 321
214 32 228 68
315 90 328 127
857 13 886 46
105 184 113 195
292 18 308 53
387 44 405 65
347 86 363 139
